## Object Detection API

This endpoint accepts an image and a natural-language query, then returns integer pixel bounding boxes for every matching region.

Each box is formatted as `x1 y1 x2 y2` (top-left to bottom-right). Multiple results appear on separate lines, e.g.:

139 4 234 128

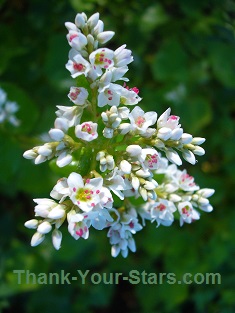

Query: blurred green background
1 0 235 312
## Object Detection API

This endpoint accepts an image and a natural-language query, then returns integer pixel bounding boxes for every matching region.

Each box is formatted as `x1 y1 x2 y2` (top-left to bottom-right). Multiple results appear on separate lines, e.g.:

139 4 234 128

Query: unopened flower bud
97 31 115 44
52 229 62 250
37 221 52 234
120 160 132 174
47 205 65 219
49 128 65 141
24 219 39 229
31 232 45 247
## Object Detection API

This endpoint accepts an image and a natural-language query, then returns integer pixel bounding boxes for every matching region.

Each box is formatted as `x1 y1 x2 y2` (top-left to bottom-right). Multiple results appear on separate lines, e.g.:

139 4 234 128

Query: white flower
68 87 88 105
114 44 133 67
66 30 87 51
176 170 199 192
98 83 121 107
66 51 91 78
178 201 200 226
149 199 176 227
141 148 161 170
67 210 89 240
89 48 114 76
67 172 103 212
56 105 83 127
75 121 98 141
128 106 157 136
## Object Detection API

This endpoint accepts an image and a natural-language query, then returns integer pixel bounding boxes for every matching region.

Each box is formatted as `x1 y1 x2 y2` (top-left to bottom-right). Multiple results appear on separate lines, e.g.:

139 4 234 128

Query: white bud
103 128 114 138
47 205 65 219
37 221 52 234
100 157 107 165
170 128 183 140
75 13 86 28
135 169 151 178
23 149 37 159
52 229 62 250
97 31 115 44
126 145 142 157
118 123 130 135
65 22 77 31
38 145 52 157
87 34 95 45
165 149 182 166
120 160 132 174
182 150 196 165
143 181 156 190
35 154 47 165
132 176 140 190
197 188 215 198
101 112 108 122
49 128 64 141
191 137 206 145
31 232 45 247
198 197 209 205
54 117 68 132
24 219 39 229
100 164 107 172
139 187 147 201
56 152 72 168
157 127 172 141
112 117 121 128
96 151 105 161
169 194 182 202
193 146 205 156
181 133 193 144
87 13 99 29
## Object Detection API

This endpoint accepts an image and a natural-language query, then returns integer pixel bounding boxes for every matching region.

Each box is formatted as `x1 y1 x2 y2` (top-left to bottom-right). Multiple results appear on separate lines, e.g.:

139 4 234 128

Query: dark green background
0 0 235 312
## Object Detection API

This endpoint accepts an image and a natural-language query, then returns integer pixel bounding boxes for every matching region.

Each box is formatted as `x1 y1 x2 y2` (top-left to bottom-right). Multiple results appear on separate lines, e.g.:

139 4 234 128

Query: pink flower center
135 116 145 127
156 203 166 211
73 63 85 72
81 123 92 133
69 34 78 42
69 88 81 100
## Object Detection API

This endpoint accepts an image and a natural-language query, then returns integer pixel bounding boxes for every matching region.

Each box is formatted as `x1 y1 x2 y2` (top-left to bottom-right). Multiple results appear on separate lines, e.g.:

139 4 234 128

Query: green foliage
0 0 235 312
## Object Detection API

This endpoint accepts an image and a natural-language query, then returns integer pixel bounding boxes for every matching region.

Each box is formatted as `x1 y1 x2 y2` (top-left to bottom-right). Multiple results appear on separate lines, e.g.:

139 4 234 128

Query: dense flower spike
24 12 214 258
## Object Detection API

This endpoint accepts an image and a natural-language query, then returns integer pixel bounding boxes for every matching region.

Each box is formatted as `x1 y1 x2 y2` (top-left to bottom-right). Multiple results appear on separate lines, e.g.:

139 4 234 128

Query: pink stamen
73 63 84 71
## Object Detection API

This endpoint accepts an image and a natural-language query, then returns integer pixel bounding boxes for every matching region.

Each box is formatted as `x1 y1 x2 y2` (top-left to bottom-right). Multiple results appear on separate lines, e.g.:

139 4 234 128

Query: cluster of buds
0 87 20 127
24 12 214 258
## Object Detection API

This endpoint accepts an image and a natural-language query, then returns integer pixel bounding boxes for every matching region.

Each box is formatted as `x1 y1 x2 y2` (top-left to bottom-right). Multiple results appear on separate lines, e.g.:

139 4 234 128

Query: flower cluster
24 12 214 258
0 87 20 127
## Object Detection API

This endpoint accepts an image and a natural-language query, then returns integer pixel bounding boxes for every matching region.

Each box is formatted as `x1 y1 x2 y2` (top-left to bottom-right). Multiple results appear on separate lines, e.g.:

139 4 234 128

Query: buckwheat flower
68 87 89 105
178 201 200 226
117 85 142 106
89 48 114 76
56 105 83 127
75 121 98 141
67 172 103 212
128 106 157 136
50 178 70 202
67 210 89 239
66 30 87 51
104 168 128 200
98 83 121 107
141 148 161 170
149 199 176 227
176 170 199 192
66 51 91 78
114 44 133 67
